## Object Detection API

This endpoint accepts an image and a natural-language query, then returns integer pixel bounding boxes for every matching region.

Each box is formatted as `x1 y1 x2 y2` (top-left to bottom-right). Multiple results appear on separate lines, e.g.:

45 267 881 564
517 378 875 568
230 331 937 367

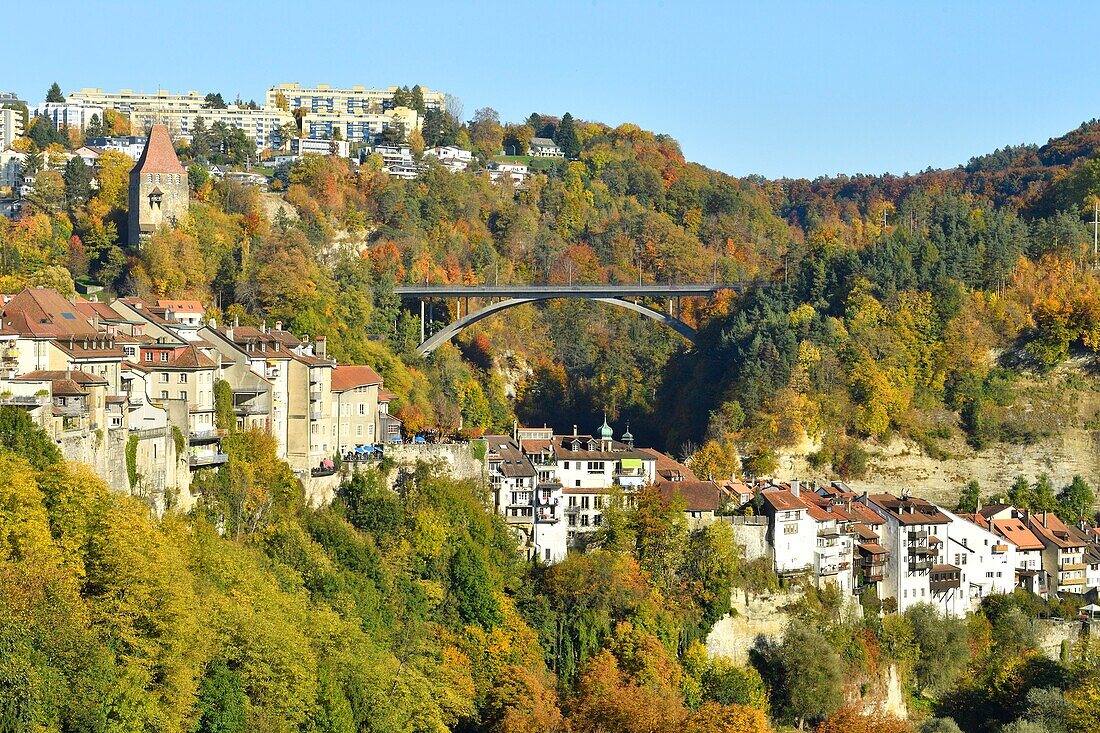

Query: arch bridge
392 284 754 355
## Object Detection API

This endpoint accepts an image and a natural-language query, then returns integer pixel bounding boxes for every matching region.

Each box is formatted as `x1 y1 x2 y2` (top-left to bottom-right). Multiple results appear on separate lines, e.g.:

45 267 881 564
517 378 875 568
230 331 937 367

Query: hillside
7 110 1100 501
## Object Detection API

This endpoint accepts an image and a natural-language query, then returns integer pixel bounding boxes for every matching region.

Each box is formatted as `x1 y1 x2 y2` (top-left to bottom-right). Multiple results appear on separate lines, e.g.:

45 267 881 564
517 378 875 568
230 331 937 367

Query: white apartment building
84 136 147 160
0 106 24 150
487 161 529 185
941 508 1017 609
134 106 295 153
33 102 106 132
487 435 568 563
267 82 445 115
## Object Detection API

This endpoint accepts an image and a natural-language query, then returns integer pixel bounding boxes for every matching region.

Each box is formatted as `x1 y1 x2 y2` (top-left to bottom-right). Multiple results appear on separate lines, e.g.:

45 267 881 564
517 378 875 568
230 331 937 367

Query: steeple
128 124 189 245
621 422 634 449
599 413 613 450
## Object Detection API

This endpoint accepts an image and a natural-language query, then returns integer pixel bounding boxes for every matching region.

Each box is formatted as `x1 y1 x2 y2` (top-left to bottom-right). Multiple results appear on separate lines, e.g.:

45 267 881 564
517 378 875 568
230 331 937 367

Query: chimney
225 326 234 341
1043 512 1048 528
573 425 578 436
275 320 282 331
209 317 216 328
790 479 800 497
261 320 267 334
314 336 326 358
233 315 239 327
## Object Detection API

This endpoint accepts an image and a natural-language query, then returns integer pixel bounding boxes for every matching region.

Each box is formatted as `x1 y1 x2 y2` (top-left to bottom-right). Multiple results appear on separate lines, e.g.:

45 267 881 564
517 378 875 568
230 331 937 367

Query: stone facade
128 125 188 245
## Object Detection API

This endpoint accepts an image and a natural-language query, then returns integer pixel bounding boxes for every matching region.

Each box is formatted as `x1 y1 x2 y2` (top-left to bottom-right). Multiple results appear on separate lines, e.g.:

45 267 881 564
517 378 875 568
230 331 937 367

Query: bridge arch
416 296 697 355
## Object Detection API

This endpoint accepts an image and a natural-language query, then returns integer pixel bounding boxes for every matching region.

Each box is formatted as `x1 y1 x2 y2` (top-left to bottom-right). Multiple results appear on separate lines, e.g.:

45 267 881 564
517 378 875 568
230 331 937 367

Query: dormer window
148 187 163 208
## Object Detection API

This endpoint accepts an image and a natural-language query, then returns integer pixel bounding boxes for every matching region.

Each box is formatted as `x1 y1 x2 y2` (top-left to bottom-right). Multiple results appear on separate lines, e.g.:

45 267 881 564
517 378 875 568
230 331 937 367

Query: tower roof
598 415 613 440
133 124 186 175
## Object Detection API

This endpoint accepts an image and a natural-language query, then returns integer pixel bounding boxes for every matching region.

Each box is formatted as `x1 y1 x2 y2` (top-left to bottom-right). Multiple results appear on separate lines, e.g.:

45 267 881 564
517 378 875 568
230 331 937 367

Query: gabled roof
166 345 216 369
1027 512 1086 549
132 124 186 175
761 489 808 512
866 493 950 525
13 369 106 386
531 137 560 147
2 288 98 338
331 365 383 392
990 518 1044 551
156 299 203 312
640 447 699 483
659 481 725 512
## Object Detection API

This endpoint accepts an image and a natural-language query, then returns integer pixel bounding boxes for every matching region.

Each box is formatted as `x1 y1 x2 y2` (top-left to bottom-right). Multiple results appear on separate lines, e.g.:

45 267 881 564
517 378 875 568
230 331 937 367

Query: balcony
931 577 961 593
1060 562 1087 571
1 394 47 407
131 426 168 440
862 569 884 582
908 560 933 572
234 404 268 416
189 452 229 468
310 389 322 402
310 409 322 421
189 428 226 444
56 404 88 417
993 544 1010 553
909 546 937 556
908 530 929 541
565 505 581 514
536 510 559 524
310 465 337 478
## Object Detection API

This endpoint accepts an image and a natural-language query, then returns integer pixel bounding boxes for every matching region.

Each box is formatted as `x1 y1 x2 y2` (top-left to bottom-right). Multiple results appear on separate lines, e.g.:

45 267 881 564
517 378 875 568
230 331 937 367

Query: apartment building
962 507 1048 596
266 82 444 115
331 363 384 452
32 101 105 132
0 106 24 150
1026 512 1089 595
423 146 472 172
486 434 568 563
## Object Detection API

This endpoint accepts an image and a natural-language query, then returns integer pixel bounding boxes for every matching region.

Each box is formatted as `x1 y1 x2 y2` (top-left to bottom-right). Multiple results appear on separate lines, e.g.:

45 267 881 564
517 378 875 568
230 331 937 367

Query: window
568 497 577 507
581 496 590 509
563 461 569 469
179 373 187 383
178 391 186 400
568 515 576 527
586 461 602 472
580 515 589 527
144 352 152 361
594 496 603 509
356 425 363 436
160 390 168 399
575 480 580 487
160 373 169 383
160 352 168 362
358 403 365 415
783 524 798 535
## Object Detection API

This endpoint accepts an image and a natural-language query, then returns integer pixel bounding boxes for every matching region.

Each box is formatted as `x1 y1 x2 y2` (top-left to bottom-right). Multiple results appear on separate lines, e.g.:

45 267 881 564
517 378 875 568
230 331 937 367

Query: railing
189 453 228 468
536 511 559 524
234 404 267 415
189 429 226 443
131 426 168 439
930 578 961 593
310 465 337 477
56 404 87 416
0 395 47 406
908 530 929 541
908 560 933 572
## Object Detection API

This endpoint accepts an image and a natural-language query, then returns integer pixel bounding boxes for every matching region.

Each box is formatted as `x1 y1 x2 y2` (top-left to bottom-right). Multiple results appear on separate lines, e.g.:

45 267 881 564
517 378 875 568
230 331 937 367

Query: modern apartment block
1 105 26 150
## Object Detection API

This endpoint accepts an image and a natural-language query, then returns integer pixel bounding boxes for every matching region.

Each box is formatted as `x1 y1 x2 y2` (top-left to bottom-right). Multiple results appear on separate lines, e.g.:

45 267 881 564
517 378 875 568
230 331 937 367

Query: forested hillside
7 108 1100 476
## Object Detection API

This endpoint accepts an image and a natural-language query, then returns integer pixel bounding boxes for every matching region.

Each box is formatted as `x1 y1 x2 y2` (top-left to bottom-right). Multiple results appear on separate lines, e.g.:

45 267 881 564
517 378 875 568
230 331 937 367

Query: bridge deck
393 283 752 298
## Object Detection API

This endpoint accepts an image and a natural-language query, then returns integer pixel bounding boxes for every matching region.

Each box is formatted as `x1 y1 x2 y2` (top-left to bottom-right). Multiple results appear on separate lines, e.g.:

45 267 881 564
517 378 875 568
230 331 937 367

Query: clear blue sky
7 1 1099 179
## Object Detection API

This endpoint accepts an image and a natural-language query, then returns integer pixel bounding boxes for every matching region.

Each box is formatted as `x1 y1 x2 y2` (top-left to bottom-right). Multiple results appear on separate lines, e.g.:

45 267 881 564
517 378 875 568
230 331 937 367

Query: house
658 480 727 530
759 484 815 576
487 161 528 186
529 137 564 158
156 300 204 328
487 434 568 563
423 146 472 172
1025 511 1089 595
330 363 384 454
962 510 1048 597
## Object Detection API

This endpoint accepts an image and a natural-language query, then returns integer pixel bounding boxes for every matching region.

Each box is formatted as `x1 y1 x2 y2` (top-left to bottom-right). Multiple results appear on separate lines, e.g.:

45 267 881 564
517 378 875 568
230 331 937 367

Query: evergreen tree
63 156 93 209
203 92 227 109
1057 475 1095 523
19 145 43 179
45 82 65 103
410 84 426 114
85 113 104 138
191 116 210 159
555 112 581 159
27 115 65 149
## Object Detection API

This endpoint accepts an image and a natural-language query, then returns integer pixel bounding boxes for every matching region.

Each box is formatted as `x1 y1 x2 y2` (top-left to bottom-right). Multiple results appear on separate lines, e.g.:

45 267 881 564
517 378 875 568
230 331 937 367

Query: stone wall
719 516 770 561
1036 619 1086 660
385 443 487 483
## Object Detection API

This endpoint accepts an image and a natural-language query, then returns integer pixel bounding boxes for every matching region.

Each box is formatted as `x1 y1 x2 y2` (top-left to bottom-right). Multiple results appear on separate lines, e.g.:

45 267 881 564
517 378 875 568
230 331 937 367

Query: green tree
919 718 964 733
555 112 581 159
63 156 93 209
0 406 62 469
85 113 104 138
774 626 843 726
45 82 64 103
957 480 982 513
204 92 227 109
451 542 503 628
906 602 971 695
1056 475 1094 523
194 660 247 733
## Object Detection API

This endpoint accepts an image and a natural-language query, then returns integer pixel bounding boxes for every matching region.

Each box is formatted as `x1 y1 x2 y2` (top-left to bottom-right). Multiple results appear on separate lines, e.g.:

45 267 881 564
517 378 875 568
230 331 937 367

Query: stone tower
128 124 188 246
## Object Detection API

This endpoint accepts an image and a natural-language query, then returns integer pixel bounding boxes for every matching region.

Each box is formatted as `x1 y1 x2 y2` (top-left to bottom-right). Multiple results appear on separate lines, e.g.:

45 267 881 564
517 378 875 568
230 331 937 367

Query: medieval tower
127 124 188 246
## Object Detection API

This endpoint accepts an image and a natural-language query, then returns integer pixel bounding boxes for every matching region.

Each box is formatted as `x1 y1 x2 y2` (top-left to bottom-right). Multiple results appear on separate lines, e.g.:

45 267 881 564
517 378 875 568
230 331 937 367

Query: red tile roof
2 288 98 338
990 518 1044 551
133 125 185 175
658 481 725 512
761 489 808 512
331 365 383 391
13 369 106 385
156 299 203 312
867 493 951 525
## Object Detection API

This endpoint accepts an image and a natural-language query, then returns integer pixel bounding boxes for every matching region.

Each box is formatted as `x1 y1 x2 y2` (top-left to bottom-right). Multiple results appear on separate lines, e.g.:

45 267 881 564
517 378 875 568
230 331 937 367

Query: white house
760 485 815 576
529 137 564 158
